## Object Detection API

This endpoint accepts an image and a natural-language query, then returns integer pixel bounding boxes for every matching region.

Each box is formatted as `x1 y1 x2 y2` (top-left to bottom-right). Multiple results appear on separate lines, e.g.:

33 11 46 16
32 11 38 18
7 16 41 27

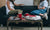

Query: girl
31 0 48 19
6 0 24 15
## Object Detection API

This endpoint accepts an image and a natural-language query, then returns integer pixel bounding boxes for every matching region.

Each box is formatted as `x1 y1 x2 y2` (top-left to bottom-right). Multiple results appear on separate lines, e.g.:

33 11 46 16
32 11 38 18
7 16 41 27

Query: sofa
0 6 49 26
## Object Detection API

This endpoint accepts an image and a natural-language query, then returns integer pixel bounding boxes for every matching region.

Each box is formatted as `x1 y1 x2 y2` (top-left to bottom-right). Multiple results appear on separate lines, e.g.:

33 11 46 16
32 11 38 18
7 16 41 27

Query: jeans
31 9 47 15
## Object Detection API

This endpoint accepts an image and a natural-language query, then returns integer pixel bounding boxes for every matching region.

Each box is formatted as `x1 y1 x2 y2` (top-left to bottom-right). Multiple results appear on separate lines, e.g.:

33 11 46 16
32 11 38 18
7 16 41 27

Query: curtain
0 0 6 8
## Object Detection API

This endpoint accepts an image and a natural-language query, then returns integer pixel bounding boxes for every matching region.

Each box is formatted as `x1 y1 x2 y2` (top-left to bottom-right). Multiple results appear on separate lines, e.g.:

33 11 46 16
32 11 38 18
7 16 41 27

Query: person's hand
12 9 15 10
38 5 40 9
9 9 15 10
38 7 39 9
19 4 24 6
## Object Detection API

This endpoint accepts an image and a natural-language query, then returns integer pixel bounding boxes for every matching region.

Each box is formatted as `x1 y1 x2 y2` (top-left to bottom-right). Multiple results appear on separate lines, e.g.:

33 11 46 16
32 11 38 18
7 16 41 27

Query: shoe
43 13 48 20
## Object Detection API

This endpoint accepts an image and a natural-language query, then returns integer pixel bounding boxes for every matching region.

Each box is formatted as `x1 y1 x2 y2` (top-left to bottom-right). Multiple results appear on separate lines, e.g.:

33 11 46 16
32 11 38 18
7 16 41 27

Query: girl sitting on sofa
30 0 48 20
6 0 24 15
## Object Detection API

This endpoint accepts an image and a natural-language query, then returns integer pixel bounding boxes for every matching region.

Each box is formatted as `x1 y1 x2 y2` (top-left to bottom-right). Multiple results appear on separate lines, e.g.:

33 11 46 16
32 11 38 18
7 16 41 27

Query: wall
15 0 34 6
49 0 50 6
34 0 40 6
0 0 50 7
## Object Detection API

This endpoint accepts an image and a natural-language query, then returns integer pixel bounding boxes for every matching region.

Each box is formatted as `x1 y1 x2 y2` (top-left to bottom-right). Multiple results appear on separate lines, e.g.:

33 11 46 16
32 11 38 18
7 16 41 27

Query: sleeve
42 2 48 7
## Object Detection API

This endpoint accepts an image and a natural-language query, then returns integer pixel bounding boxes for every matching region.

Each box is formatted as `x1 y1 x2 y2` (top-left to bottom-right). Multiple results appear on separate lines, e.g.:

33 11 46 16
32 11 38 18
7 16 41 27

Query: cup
18 13 22 19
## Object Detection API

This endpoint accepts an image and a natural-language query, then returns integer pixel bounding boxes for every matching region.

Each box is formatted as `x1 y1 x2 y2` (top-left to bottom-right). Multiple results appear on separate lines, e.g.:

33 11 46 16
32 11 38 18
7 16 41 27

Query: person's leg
39 9 48 20
30 9 48 20
30 9 46 16
39 9 46 16
17 9 23 14
30 9 41 15
8 10 18 16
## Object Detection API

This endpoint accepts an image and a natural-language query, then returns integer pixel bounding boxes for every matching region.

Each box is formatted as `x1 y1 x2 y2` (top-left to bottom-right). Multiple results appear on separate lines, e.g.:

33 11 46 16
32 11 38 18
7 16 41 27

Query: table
7 17 43 30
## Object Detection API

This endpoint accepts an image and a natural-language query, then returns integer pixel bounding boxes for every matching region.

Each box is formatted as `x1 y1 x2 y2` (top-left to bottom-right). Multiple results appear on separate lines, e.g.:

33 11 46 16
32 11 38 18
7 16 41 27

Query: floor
0 27 50 30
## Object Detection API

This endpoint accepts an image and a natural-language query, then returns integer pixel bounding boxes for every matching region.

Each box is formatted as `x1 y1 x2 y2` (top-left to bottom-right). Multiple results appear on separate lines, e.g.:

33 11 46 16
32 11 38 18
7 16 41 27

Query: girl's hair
40 0 48 2
40 0 44 2
47 0 49 2
9 0 15 4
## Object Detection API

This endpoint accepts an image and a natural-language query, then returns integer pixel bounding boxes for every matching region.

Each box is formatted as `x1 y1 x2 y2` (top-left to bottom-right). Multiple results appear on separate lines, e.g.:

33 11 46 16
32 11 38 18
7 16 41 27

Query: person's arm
7 1 15 10
38 5 39 9
39 1 47 9
39 7 45 9
38 5 45 9
14 3 24 6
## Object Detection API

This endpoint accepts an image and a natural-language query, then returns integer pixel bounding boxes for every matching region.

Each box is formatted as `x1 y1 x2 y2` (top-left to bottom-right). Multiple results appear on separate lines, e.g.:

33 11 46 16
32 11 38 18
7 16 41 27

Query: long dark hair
9 0 15 4
40 0 44 2
40 0 48 2
47 0 49 2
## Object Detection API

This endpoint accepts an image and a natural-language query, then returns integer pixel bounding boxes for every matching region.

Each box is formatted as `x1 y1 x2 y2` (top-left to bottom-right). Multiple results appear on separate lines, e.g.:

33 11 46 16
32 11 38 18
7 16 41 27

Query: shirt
39 1 48 8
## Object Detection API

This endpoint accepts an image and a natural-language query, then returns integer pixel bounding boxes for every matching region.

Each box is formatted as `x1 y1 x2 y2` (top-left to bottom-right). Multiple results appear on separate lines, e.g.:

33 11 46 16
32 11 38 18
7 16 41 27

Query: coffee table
7 16 43 30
